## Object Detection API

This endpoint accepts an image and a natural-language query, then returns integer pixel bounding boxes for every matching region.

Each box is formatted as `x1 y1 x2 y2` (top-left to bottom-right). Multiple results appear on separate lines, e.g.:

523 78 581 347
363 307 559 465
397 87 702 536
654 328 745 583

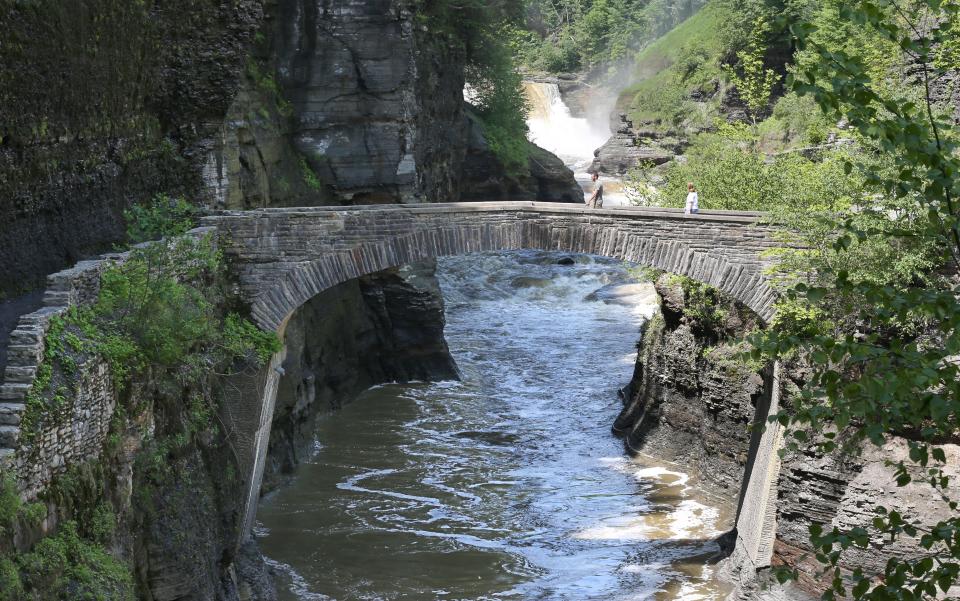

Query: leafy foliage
617 0 798 129
3 196 283 599
124 194 196 245
724 16 781 121
518 0 707 73
14 521 134 601
419 0 531 172
741 1 960 598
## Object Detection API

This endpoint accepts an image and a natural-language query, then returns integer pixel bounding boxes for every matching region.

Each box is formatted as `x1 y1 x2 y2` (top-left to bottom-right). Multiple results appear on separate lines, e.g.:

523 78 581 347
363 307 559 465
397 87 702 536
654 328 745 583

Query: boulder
459 110 583 203
589 132 674 176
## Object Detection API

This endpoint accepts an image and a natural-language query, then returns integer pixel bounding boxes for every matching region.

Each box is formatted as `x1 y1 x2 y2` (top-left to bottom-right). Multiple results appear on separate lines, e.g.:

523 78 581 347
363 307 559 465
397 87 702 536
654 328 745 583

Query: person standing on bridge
587 172 604 208
684 182 699 215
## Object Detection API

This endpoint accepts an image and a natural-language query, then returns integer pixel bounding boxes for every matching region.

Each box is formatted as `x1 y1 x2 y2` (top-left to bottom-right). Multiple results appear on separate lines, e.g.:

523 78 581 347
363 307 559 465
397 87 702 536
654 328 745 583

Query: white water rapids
256 252 731 600
523 82 629 206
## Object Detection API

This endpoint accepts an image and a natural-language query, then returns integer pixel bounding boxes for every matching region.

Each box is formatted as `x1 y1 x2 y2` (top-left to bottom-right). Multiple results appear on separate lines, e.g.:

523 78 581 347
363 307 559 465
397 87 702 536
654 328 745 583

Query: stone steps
0 403 24 426
0 425 20 449
3 366 37 384
0 383 30 401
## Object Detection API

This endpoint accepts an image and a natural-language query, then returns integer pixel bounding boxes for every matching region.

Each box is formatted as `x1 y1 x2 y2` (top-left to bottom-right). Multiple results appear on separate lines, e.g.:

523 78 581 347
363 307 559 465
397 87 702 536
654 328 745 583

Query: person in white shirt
685 182 699 215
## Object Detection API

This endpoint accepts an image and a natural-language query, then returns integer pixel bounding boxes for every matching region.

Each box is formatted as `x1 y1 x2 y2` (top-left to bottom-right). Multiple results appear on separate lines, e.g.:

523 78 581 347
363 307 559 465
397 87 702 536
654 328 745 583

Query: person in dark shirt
587 172 604 208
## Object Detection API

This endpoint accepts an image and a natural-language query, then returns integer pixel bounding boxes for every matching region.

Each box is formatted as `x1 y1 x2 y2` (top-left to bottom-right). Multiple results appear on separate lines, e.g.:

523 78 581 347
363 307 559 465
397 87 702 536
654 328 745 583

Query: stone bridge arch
203 202 780 335
202 202 786 578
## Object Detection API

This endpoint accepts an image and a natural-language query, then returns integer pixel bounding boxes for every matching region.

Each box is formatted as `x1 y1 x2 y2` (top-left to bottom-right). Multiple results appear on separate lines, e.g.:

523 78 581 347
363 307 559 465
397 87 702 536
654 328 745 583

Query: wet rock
614 277 765 498
557 257 576 266
510 276 553 289
263 260 458 494
454 430 520 446
459 111 583 203
235 539 278 601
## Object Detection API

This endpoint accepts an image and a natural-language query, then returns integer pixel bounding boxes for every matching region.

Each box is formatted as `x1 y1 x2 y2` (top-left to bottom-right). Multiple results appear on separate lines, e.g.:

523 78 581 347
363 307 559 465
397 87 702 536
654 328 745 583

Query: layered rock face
272 0 465 204
615 275 766 498
207 0 582 208
623 275 960 600
590 114 681 176
761 412 960 599
460 114 584 203
0 1 265 297
263 260 458 492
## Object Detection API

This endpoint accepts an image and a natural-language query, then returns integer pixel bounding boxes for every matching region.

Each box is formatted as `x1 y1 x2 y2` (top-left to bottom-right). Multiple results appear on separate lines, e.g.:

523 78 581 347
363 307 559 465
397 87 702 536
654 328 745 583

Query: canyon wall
0 1 579 599
623 275 960 600
0 0 265 298
263 260 458 493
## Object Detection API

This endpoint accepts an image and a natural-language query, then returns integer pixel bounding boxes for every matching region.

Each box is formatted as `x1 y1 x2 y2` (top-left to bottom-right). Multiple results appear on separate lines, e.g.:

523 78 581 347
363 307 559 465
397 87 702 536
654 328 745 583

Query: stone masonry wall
204 203 781 331
0 257 118 497
0 230 215 499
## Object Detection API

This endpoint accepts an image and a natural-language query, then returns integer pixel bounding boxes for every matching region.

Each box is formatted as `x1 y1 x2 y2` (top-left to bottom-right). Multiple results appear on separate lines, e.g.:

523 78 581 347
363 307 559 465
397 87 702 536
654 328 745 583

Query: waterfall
524 81 628 206
523 82 610 167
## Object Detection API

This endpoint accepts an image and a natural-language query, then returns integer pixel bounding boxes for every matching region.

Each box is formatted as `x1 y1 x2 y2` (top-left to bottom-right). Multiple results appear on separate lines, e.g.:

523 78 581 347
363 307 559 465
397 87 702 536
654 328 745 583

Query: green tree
749 1 960 599
724 16 781 122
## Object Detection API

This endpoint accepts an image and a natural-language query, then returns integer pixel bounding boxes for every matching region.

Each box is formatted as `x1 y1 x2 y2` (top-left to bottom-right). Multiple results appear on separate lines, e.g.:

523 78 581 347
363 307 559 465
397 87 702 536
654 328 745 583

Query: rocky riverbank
620 275 960 600
614 274 767 501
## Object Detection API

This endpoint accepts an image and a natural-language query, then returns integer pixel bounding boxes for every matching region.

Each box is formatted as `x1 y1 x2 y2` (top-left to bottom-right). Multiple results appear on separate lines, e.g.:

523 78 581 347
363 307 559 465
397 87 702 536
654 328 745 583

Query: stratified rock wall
615 275 766 499
0 1 265 297
622 276 960 600
263 260 457 492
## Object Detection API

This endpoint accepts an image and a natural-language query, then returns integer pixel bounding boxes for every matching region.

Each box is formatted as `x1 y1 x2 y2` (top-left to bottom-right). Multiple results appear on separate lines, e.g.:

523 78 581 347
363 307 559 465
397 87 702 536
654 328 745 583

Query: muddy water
256 252 731 600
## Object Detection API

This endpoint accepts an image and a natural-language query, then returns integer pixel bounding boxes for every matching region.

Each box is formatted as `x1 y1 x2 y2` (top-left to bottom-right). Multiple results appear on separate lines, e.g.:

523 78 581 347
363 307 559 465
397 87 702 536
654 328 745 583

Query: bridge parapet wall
203 202 781 331
0 255 123 497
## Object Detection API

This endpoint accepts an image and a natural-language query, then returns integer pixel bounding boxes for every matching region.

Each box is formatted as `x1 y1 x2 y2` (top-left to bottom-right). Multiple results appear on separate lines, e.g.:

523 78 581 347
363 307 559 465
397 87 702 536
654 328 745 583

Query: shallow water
256 252 731 600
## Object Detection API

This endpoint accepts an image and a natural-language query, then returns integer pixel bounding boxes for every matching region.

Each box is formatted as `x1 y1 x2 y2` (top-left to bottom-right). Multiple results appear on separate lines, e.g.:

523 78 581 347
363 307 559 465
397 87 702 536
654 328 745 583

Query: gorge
1 1 959 601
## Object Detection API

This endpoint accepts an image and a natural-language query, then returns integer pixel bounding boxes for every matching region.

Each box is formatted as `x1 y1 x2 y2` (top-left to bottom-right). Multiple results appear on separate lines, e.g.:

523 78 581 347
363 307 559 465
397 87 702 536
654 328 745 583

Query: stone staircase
0 259 111 462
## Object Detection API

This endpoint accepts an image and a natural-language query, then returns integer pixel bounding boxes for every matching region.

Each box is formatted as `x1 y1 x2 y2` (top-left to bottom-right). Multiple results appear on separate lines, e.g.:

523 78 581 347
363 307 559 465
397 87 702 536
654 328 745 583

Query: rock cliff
615 274 766 499
622 275 960 600
0 0 265 298
0 2 581 600
263 260 458 493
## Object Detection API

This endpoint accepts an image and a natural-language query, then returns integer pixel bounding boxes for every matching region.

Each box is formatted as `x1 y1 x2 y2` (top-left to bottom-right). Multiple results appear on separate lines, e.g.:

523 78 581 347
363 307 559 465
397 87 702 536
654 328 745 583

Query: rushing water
522 82 629 206
256 252 732 600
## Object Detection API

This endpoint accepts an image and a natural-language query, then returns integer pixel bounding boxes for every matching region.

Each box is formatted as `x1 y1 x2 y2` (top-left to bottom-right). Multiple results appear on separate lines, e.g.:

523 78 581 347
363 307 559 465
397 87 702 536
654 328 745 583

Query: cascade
524 81 628 206
523 82 610 167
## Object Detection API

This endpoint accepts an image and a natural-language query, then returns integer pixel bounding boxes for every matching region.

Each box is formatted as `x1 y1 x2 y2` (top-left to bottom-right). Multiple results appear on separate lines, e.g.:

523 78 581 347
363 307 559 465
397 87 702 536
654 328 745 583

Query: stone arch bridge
1 201 786 583
203 202 780 333
203 202 786 578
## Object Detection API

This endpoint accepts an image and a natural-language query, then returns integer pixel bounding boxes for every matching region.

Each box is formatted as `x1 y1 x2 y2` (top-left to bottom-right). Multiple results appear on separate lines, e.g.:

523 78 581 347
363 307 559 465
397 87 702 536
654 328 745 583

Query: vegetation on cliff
609 0 960 596
419 0 532 173
514 0 708 73
749 2 960 597
625 0 960 598
0 198 280 599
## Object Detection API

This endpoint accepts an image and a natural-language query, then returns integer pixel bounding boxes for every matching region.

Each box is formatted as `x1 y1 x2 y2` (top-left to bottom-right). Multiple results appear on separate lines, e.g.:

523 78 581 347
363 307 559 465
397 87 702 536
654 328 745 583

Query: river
256 252 732 600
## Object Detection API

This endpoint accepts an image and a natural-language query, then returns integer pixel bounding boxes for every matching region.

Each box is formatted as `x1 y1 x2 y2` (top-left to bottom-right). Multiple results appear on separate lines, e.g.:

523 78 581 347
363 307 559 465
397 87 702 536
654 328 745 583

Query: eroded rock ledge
262 259 458 493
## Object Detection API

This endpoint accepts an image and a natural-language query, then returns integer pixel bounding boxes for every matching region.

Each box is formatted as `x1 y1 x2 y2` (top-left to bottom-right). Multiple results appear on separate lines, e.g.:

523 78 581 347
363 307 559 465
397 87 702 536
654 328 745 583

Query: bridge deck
209 201 765 224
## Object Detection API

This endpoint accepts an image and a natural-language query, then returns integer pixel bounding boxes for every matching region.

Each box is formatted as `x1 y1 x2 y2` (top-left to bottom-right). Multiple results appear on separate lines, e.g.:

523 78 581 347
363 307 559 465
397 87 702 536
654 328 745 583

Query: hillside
618 3 730 129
